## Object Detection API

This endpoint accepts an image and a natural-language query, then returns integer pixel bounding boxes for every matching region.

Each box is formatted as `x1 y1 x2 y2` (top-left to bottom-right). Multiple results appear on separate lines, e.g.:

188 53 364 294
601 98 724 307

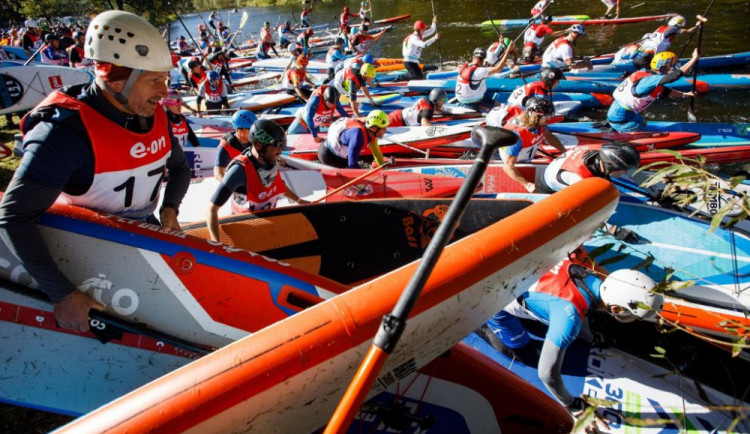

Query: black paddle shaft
677 0 718 59
372 126 517 353
0 275 215 356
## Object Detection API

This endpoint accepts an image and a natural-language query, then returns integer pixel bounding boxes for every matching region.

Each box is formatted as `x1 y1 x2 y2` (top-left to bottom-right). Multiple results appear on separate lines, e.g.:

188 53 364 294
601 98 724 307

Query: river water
170 0 750 123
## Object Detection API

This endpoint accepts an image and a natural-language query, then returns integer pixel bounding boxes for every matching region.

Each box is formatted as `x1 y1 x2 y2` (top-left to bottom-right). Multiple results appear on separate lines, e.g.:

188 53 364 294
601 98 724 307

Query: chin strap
96 69 144 114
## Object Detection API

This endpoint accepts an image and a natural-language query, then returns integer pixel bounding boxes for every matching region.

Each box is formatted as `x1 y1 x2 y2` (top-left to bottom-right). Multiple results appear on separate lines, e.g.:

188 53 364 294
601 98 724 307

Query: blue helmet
232 110 257 129
362 54 374 65
207 70 220 81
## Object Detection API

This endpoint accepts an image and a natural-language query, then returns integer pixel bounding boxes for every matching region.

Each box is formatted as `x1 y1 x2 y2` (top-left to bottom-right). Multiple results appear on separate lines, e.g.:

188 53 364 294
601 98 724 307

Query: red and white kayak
54 179 617 433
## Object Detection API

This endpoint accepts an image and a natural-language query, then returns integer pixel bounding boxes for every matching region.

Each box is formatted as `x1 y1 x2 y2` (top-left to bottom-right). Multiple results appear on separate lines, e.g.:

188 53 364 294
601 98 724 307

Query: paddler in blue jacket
486 247 663 418
0 11 190 333
287 86 349 142
607 49 700 132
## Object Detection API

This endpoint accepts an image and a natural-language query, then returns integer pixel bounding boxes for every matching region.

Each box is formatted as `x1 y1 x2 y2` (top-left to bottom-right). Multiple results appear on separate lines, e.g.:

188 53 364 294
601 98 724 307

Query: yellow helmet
360 62 377 79
651 51 677 72
366 109 389 128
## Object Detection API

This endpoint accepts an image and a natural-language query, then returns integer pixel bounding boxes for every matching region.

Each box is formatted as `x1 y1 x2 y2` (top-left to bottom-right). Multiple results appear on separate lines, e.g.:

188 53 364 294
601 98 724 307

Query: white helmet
25 19 39 28
668 15 686 28
85 10 172 72
600 269 663 321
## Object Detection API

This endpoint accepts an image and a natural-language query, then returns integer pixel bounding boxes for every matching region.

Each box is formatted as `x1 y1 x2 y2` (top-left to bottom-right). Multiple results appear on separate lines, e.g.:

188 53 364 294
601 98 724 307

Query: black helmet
524 96 554 115
539 67 564 84
72 30 84 39
335 37 345 46
285 20 291 27
44 33 60 43
599 141 640 173
250 119 287 151
323 86 339 104
473 47 487 59
187 58 201 69
428 88 447 104
541 15 553 24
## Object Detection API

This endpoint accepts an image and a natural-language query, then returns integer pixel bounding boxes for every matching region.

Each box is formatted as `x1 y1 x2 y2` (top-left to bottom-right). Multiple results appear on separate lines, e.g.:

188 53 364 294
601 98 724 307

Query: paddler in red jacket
498 96 566 193
0 11 190 332
207 119 308 242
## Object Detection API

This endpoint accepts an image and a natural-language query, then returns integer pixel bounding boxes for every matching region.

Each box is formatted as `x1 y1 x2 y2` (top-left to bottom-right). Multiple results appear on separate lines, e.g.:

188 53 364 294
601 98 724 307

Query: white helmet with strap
85 10 173 72
85 10 172 113
600 269 663 320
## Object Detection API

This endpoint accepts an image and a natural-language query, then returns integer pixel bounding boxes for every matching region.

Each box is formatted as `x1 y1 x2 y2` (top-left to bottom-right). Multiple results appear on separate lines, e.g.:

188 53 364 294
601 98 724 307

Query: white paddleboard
0 64 93 115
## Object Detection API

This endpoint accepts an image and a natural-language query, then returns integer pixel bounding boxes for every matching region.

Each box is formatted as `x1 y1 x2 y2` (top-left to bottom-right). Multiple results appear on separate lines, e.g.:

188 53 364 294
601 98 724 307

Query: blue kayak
406 78 617 94
549 121 750 147
565 72 750 91
2 45 41 62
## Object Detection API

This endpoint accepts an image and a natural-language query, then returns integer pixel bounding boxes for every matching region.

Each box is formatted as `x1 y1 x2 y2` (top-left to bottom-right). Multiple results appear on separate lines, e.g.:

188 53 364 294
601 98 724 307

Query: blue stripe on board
38 212 320 317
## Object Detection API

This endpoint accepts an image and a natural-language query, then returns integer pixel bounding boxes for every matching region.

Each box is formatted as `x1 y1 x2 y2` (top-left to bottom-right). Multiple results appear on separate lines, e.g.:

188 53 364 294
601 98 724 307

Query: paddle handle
312 161 390 203
688 15 707 121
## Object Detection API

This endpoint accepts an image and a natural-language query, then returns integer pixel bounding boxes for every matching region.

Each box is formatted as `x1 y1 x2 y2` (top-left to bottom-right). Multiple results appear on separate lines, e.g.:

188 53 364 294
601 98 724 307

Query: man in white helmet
21 19 43 58
484 246 663 417
0 11 190 333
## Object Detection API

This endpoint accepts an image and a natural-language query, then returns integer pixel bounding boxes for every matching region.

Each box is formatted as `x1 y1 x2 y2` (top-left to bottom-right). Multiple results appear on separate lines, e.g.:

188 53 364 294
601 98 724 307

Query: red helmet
305 28 314 36
414 20 427 31
344 6 350 11
198 24 206 30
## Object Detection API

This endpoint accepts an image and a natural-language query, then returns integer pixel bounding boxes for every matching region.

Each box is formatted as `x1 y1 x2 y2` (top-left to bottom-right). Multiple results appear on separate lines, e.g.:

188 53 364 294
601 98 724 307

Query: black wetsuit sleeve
186 123 201 147
162 136 191 213
0 177 76 301
210 163 247 206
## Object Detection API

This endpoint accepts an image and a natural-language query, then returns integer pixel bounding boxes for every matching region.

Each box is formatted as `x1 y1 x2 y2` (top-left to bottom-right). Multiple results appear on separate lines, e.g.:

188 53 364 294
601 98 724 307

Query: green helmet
360 62 377 79
366 110 390 128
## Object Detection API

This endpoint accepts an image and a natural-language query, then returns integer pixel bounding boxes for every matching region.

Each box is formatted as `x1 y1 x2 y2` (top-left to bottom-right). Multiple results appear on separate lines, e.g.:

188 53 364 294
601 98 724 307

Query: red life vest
507 81 550 108
502 115 546 161
458 63 481 91
218 132 247 162
204 79 225 102
343 67 363 88
559 146 596 179
311 86 335 122
400 97 433 126
534 249 597 319
230 154 286 213
169 115 190 147
189 68 207 87
612 70 663 113
327 118 371 158
27 91 171 219
285 67 306 87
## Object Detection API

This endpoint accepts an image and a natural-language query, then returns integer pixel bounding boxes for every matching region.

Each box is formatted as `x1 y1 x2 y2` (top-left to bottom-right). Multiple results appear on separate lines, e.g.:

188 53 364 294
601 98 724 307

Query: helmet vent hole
119 38 126 44
127 32 134 38
108 35 114 41
113 53 120 59
97 34 104 40
114 28 121 33
94 25 99 30
103 25 110 31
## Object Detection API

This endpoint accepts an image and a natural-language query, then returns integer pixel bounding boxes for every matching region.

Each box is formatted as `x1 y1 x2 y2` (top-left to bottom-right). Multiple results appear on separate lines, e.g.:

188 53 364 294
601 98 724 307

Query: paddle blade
239 11 249 29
